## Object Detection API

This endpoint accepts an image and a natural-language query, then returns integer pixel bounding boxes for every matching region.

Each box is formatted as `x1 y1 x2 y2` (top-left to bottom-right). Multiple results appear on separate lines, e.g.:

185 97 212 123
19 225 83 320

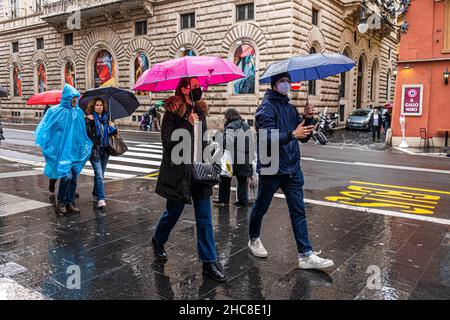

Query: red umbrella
27 90 62 105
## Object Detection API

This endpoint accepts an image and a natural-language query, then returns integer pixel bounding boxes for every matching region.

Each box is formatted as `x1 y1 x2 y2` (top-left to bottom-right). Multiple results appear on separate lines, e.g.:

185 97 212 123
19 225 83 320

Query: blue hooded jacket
255 90 315 176
35 84 93 179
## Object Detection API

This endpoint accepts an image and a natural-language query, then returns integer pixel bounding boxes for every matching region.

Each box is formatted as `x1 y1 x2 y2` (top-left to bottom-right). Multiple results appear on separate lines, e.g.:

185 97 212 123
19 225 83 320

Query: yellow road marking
325 180 449 216
143 172 159 178
347 186 439 204
363 197 435 209
367 193 438 205
351 181 450 196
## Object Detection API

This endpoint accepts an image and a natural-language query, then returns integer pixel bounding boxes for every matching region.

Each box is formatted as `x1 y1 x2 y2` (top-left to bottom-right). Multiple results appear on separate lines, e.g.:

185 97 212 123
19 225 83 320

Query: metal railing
42 0 124 16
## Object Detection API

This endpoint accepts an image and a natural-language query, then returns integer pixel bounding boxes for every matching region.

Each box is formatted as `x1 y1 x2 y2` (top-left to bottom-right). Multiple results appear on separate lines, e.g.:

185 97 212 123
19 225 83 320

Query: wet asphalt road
0 124 449 300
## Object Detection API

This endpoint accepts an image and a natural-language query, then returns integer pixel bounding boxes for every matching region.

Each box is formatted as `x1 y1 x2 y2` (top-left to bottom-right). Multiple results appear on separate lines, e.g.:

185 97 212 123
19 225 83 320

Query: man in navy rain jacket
248 72 335 270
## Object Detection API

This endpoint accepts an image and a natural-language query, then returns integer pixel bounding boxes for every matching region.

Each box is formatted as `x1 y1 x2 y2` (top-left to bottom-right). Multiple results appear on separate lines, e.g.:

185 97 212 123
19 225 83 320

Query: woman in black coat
153 77 226 284
215 109 254 207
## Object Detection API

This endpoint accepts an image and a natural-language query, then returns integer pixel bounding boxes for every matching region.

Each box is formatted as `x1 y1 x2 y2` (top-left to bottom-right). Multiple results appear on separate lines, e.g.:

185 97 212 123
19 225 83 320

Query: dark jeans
219 176 248 204
154 194 217 263
57 167 78 205
372 125 381 141
90 149 110 201
249 170 313 257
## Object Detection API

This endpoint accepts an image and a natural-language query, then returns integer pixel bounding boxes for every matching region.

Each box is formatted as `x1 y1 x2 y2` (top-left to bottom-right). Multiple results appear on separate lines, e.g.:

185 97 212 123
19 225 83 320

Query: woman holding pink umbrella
152 77 227 283
135 56 245 283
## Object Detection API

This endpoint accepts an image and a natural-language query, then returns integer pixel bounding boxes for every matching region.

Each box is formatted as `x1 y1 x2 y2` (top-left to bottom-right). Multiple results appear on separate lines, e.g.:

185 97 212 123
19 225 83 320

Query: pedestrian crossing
82 142 163 180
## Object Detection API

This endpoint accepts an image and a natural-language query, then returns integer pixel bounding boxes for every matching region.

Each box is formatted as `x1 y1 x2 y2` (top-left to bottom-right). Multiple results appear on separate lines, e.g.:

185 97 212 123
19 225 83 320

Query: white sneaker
92 196 97 202
248 238 269 258
298 253 334 270
98 200 106 208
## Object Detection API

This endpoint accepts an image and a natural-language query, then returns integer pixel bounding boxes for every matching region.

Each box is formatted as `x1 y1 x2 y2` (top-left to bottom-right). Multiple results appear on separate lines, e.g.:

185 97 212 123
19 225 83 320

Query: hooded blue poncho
35 84 93 179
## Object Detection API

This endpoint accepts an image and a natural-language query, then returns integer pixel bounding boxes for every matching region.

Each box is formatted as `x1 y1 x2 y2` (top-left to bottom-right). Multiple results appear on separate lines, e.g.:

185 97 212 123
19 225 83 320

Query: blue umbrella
260 53 356 84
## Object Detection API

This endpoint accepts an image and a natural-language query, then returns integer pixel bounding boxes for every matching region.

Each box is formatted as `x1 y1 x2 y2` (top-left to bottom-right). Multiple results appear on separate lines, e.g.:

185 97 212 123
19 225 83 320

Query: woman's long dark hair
175 77 199 102
86 97 107 115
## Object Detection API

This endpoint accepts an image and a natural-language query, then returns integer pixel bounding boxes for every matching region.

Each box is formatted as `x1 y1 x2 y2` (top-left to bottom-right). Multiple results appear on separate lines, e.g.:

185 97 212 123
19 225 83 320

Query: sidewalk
394 147 450 158
0 159 449 300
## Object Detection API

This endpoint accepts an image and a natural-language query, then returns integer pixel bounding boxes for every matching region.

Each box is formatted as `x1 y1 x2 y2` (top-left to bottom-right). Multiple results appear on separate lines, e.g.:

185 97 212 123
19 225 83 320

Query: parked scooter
311 118 328 145
317 108 339 137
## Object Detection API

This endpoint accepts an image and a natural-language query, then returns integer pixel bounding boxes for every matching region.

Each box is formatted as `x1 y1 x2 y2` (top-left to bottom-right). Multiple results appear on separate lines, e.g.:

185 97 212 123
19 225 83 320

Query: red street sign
291 82 302 91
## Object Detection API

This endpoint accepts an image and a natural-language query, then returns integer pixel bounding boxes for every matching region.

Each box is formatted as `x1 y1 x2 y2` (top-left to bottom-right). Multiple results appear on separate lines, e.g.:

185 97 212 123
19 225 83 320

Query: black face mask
191 88 203 102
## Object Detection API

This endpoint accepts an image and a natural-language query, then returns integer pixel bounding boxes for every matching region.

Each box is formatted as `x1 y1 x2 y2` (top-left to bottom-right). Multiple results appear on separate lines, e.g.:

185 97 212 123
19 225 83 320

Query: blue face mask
277 82 291 96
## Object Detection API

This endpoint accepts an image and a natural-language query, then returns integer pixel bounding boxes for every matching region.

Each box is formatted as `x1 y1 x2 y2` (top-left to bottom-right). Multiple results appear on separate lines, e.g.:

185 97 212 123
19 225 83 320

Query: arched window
308 47 317 96
370 60 379 102
339 49 351 99
233 44 256 95
134 52 150 95
37 63 47 93
94 50 115 88
180 48 196 57
13 65 22 97
356 55 366 109
64 61 76 87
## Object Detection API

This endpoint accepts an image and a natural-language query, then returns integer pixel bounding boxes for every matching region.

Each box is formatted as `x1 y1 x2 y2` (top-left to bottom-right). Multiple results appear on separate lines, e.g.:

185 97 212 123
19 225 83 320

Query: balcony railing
42 0 126 16
40 0 155 27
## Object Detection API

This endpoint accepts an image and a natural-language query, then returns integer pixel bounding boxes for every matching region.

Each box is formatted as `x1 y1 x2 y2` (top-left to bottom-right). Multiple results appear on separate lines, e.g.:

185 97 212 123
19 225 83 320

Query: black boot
49 179 57 193
152 238 168 262
203 262 227 283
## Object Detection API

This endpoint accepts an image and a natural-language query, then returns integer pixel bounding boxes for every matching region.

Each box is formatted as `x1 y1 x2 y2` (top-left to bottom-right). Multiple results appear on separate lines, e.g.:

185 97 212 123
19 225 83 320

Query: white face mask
277 82 291 96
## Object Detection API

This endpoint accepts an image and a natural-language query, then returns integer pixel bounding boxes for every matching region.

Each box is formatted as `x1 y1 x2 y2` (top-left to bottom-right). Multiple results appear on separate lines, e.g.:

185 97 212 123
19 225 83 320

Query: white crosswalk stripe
127 147 163 154
85 142 163 180
136 144 164 150
121 151 163 160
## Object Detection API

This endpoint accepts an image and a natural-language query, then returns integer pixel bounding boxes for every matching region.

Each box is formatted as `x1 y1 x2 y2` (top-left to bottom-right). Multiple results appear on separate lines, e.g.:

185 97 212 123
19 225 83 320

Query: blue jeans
249 170 313 258
90 150 110 201
57 167 78 205
154 195 217 263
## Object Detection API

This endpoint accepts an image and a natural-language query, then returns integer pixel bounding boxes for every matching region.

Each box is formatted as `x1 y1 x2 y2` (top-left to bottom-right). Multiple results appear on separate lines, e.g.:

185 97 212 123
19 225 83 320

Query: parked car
346 107 389 131
346 109 373 130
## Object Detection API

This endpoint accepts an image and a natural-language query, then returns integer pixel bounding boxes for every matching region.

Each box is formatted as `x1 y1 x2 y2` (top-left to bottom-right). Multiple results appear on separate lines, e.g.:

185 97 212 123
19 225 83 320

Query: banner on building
401 84 423 116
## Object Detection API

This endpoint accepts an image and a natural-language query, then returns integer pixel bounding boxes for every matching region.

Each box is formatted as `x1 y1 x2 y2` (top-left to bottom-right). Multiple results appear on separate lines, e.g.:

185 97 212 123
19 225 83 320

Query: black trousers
218 176 248 204
372 125 381 141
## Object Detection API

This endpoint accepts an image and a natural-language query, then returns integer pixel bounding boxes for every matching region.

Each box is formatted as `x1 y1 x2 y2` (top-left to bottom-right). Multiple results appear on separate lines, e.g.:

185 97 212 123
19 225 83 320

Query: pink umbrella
133 56 245 92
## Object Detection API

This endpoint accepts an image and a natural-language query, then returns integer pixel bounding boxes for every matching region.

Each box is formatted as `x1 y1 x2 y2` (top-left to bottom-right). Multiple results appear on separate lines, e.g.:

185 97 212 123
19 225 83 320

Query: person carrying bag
152 77 226 284
214 108 254 207
108 126 128 156
192 119 221 187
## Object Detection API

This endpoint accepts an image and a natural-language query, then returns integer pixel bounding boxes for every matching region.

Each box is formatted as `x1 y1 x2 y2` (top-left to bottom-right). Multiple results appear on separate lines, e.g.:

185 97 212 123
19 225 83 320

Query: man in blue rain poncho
35 84 93 214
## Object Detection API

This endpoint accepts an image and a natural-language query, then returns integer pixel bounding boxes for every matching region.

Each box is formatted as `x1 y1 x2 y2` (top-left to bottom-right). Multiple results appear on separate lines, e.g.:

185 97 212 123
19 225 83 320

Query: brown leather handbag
108 130 128 156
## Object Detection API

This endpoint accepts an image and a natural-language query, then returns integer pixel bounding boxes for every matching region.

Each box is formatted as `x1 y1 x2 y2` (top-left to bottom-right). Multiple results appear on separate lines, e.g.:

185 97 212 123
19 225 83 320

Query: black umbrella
0 85 8 98
79 86 140 121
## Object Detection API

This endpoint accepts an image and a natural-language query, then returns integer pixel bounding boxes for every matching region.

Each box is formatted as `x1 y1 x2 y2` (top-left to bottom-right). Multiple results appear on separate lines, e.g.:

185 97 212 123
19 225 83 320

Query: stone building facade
0 0 399 128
